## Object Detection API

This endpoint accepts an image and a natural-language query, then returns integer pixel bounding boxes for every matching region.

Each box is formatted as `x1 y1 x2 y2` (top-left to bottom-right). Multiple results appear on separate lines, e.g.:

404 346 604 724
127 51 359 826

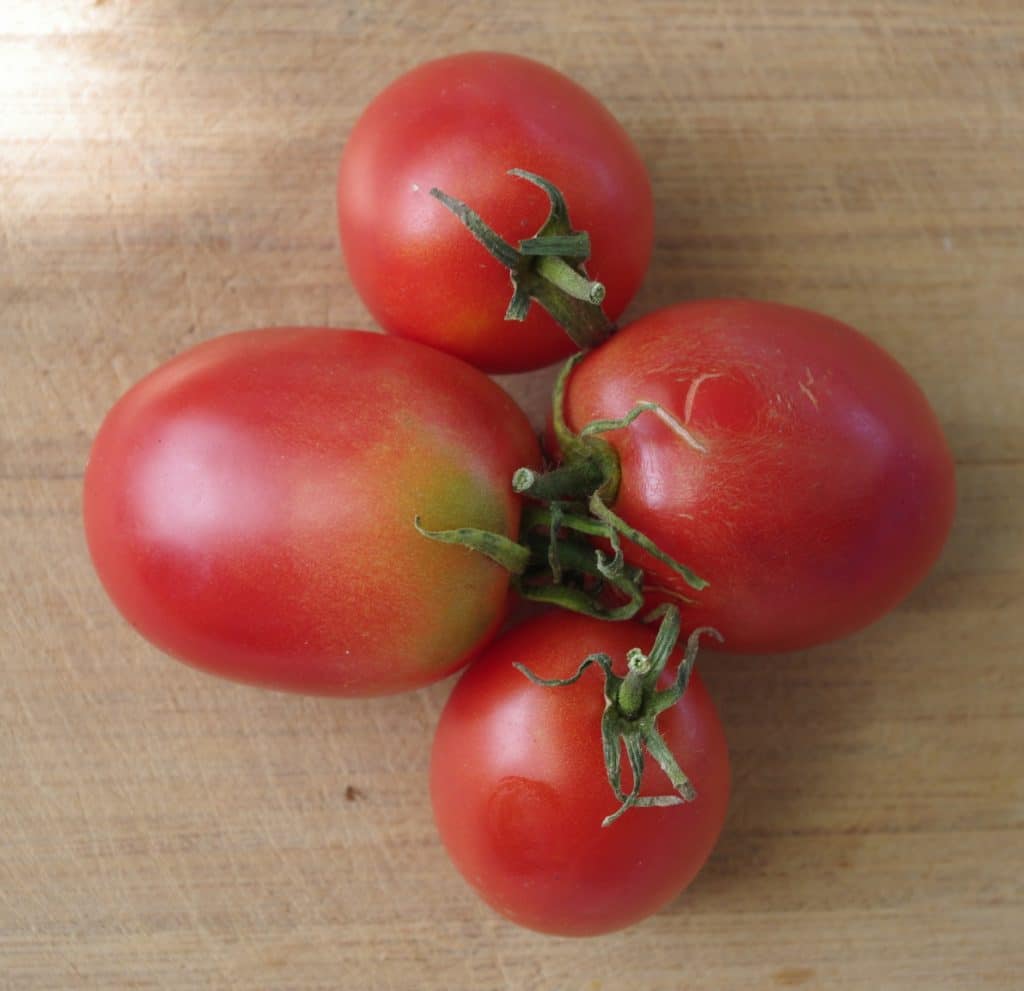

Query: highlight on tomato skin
82 328 541 697
337 51 653 374
430 611 731 937
545 298 958 653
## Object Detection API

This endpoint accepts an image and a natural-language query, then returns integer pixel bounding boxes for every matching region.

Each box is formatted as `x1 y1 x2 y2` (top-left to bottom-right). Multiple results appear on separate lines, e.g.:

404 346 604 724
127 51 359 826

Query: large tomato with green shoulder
83 329 540 695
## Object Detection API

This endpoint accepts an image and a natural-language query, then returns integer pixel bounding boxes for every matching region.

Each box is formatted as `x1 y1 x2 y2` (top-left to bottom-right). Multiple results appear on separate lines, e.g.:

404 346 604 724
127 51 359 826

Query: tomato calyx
515 605 722 826
416 355 707 620
413 516 532 573
430 170 614 350
510 355 708 618
415 509 645 621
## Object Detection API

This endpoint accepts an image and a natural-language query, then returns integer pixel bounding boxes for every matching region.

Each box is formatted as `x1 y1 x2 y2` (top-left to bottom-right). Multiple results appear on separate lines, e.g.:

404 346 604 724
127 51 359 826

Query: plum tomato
430 611 730 937
337 51 653 374
83 329 540 695
529 299 956 653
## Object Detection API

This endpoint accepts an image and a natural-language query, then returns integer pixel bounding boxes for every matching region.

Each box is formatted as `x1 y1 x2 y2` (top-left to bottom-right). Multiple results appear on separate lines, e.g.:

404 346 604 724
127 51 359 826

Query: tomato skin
564 299 957 653
83 329 540 696
337 51 653 374
430 612 730 937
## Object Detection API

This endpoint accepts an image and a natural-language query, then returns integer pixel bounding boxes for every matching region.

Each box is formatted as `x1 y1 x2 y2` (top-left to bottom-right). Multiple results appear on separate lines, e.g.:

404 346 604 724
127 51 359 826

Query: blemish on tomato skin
485 776 570 876
681 371 764 434
798 366 821 409
683 372 723 424
798 381 820 408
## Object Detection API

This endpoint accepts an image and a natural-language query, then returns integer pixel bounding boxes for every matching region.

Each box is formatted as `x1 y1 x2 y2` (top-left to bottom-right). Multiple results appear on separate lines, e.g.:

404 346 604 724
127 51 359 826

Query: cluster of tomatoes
83 53 956 937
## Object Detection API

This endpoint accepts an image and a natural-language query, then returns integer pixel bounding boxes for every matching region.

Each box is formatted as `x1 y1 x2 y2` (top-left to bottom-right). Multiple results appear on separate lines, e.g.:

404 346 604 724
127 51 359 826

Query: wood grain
2 1 1022 988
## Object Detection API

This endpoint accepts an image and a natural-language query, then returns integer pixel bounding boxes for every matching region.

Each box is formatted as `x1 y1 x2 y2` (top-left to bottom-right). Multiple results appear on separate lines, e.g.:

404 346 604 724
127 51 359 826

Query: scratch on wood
774 967 816 986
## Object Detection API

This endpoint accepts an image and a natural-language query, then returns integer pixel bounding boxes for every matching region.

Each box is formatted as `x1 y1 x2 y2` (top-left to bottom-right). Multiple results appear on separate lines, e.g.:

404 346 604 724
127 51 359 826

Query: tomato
337 51 653 374
83 329 540 696
430 611 730 937
547 299 957 653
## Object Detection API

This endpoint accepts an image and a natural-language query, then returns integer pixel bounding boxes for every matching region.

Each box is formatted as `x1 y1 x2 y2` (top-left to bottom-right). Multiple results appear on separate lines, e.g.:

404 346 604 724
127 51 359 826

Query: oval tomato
83 329 540 696
430 611 730 937
337 51 653 374
557 299 957 653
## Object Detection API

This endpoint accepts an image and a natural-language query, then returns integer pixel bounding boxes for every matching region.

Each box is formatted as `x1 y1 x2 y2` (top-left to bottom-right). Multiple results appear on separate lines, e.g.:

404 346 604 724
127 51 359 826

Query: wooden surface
2 2 1022 988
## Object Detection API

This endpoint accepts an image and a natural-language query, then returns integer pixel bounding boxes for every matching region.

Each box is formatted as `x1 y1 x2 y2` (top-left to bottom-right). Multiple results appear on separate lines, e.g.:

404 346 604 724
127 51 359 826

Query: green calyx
415 352 709 622
515 605 722 826
508 355 708 620
415 507 646 622
412 517 532 574
429 170 613 350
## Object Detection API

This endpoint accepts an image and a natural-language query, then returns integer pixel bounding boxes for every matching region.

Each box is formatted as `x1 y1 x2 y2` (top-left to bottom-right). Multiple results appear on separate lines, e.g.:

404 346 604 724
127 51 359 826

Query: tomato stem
509 355 710 612
514 606 721 826
615 659 648 719
415 346 707 619
512 458 607 502
535 255 606 305
515 515 646 620
429 171 614 351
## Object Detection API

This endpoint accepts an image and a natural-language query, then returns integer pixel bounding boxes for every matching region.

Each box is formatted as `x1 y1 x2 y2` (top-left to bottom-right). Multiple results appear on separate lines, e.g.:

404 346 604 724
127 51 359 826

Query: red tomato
83 329 540 696
337 51 653 374
430 612 730 937
560 299 957 653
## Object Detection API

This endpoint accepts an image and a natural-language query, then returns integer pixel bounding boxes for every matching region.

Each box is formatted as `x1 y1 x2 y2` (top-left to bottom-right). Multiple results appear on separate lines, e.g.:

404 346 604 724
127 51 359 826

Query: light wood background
2 2 1022 988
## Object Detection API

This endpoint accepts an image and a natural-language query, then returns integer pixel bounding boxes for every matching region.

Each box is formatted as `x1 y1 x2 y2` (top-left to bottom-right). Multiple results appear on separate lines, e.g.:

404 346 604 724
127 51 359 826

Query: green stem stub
515 606 722 826
415 354 709 623
506 355 709 621
429 170 613 351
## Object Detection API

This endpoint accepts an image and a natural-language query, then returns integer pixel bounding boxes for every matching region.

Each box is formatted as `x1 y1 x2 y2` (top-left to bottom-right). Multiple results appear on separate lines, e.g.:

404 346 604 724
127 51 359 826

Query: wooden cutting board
2 2 1021 988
